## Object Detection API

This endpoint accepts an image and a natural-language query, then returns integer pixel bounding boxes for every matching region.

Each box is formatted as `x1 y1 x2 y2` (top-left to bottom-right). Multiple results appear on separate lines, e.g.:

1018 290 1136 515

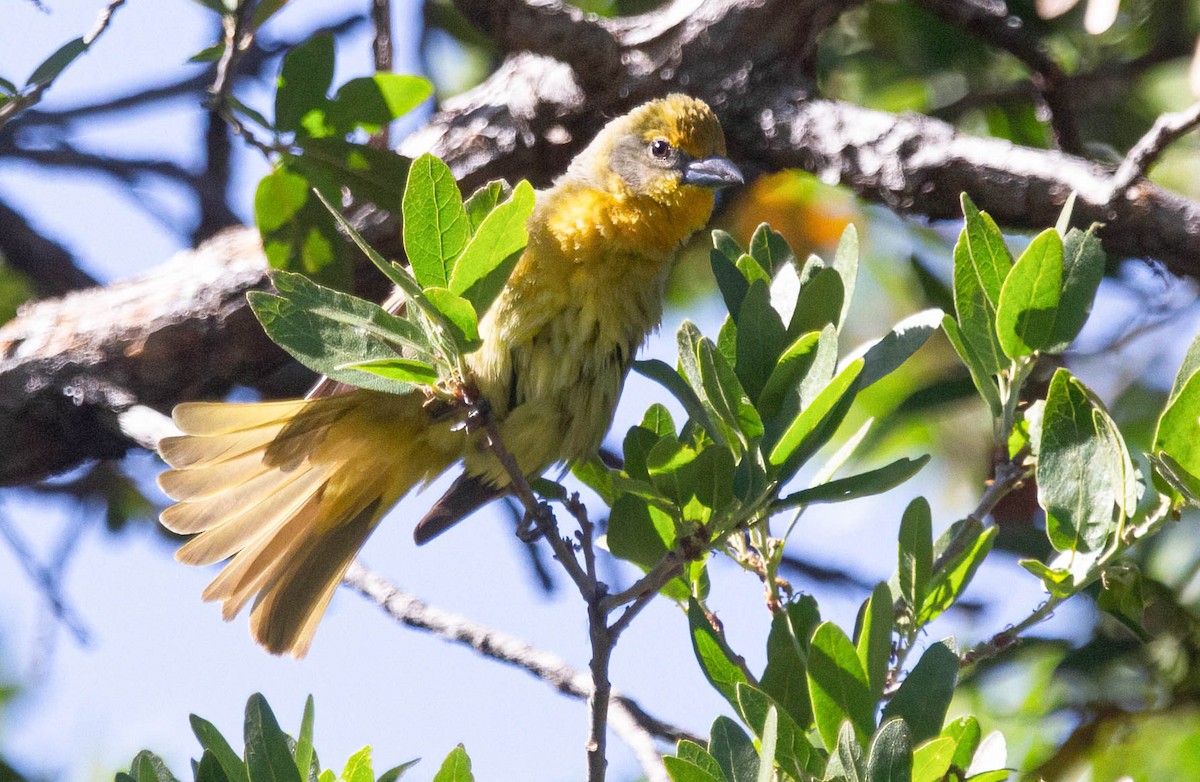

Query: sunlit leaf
995 228 1063 358
403 153 469 289
326 74 433 134
431 745 473 782
808 622 875 748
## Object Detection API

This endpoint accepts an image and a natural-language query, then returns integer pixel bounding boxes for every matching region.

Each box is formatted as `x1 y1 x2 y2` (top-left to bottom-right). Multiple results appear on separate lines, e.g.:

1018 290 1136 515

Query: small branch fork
460 392 685 782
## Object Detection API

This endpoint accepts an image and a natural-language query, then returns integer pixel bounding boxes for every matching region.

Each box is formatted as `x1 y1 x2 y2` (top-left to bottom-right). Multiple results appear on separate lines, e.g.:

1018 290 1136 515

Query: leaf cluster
116 694 472 782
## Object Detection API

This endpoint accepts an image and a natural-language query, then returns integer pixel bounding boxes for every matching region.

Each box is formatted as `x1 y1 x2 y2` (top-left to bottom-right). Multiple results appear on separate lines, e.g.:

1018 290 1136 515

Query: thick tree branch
0 228 302 484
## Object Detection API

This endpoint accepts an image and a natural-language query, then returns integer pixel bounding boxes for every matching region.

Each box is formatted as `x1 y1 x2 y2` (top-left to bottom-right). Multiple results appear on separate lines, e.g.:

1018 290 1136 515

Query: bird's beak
681 155 744 189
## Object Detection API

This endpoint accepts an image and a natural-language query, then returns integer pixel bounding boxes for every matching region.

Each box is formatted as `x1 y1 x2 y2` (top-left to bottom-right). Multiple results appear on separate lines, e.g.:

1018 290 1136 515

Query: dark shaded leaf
244 694 302 782
275 34 334 134
881 641 958 743
865 719 912 782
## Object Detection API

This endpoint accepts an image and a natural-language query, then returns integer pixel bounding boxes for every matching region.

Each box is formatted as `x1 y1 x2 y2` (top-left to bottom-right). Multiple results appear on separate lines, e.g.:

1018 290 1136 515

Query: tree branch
0 199 98 296
913 0 1079 152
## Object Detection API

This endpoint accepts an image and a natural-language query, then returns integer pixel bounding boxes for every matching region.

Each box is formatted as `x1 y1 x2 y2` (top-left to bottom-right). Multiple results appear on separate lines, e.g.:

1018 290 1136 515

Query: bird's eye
650 138 672 159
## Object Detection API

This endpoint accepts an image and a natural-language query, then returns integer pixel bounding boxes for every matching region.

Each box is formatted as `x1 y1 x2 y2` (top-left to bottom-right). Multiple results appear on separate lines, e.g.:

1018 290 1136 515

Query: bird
157 94 743 657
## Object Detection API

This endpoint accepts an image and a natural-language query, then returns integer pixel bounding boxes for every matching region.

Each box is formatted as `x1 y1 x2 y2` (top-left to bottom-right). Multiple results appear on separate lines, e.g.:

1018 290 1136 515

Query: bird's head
555 94 743 254
567 94 743 203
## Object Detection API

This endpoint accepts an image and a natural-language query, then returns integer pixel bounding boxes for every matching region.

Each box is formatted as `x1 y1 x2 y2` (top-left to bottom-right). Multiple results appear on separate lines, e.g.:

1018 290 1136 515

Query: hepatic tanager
157 95 743 657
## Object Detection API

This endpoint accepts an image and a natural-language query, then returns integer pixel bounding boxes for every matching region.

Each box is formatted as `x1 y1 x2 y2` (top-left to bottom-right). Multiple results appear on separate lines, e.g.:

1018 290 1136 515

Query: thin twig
0 510 90 645
209 1 256 112
369 0 393 149
0 0 127 129
343 563 678 782
479 416 594 597
1108 101 1200 205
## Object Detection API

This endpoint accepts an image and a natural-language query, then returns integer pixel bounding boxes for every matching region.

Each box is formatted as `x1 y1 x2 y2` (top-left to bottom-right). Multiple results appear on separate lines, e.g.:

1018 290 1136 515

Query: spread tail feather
158 390 462 657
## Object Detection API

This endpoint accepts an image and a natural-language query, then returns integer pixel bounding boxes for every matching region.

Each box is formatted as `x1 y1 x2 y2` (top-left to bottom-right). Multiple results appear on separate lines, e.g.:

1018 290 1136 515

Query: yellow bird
157 95 742 657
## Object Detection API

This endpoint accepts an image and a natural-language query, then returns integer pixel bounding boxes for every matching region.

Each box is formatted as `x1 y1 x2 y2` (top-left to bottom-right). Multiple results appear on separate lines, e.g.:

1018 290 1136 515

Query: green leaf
244 693 302 782
275 34 334 135
952 195 1012 376
774 455 929 510
129 751 180 782
188 43 226 63
197 751 232 782
341 747 374 782
995 228 1063 358
572 456 616 506
1044 225 1105 353
911 737 955 782
918 520 996 624
1019 558 1076 598
712 229 743 262
403 154 469 290
431 745 473 782
768 359 863 474
377 760 420 782
678 740 727 780
291 139 410 214
942 315 1002 417
898 497 933 613
255 165 348 288
294 696 315 782
808 622 875 748
1154 348 1200 503
866 720 913 782
663 757 724 782
756 330 821 422
191 715 249 782
760 596 820 731
310 191 445 335
853 309 942 388
634 357 722 447
830 720 866 782
735 684 812 781
1038 368 1125 553
326 74 432 134
251 0 292 28
855 583 893 702
832 223 860 330
608 493 674 564
940 716 981 772
316 771 335 782
788 266 844 339
734 279 787 402
247 273 431 393
698 337 764 447
756 706 778 782
26 37 88 87
748 223 794 273
423 287 480 346
709 716 759 782
711 249 750 319
689 598 750 708
881 641 958 743
340 358 440 387
463 180 513 234
449 180 535 313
